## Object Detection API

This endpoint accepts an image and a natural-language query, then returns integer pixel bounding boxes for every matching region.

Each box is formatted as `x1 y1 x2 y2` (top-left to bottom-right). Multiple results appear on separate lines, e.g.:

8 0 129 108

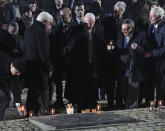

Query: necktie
152 26 156 33
124 37 128 48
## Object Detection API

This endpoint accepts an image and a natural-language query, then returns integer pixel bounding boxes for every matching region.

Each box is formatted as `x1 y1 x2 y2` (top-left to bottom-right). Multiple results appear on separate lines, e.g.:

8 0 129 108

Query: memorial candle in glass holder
107 40 114 50
149 101 155 111
29 111 33 117
96 104 101 114
66 104 74 114
17 105 26 116
21 105 26 116
81 109 90 113
158 100 163 108
51 108 55 115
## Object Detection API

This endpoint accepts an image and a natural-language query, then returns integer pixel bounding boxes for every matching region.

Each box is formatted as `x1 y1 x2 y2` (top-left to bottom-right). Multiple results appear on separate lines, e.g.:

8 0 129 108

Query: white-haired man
113 1 127 30
66 12 105 112
11 12 53 117
145 7 165 104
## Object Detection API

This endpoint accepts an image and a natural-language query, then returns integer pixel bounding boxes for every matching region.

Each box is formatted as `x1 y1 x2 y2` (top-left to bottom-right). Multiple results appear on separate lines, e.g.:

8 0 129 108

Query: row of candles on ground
17 104 102 117
149 100 164 111
66 104 101 114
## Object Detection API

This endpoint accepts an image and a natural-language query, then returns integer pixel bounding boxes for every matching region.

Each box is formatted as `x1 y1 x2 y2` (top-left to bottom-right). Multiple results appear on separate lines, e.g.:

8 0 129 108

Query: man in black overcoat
66 13 104 112
11 12 53 116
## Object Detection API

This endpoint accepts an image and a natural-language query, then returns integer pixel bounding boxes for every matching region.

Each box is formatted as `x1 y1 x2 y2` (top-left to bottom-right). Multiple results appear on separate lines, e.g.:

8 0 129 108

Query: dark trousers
54 66 65 102
10 76 21 105
0 78 9 120
104 79 115 106
0 89 7 120
155 70 165 101
116 77 128 106
25 68 49 116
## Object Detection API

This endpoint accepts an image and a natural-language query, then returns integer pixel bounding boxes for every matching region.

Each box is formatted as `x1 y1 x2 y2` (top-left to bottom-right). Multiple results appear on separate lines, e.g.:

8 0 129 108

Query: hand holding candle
107 40 115 50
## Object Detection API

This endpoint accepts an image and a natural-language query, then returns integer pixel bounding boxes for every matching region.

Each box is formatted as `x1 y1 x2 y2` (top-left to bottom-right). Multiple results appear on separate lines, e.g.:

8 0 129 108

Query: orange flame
149 101 154 107
29 111 33 117
158 100 163 106
51 108 55 115
81 109 90 113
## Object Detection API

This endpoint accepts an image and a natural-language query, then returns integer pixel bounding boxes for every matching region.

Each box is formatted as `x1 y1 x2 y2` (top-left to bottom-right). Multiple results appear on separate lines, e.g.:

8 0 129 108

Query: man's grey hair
114 1 126 12
122 19 135 28
150 7 164 18
84 13 95 22
36 12 53 22
60 7 72 15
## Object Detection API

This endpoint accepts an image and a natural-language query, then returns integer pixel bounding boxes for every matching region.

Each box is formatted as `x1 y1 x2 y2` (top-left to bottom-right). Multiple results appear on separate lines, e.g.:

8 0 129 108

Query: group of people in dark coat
0 0 165 120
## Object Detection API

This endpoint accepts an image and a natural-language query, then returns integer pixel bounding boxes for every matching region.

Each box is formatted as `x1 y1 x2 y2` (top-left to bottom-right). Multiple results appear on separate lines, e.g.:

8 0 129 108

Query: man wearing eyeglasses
116 19 147 109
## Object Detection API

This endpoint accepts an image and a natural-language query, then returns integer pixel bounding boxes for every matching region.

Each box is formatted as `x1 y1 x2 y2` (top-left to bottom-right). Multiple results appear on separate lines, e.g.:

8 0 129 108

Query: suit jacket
150 18 165 72
116 30 147 82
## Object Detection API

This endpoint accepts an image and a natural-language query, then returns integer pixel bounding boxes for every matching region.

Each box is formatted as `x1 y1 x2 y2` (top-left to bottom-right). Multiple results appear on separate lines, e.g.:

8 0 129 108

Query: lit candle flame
92 109 96 113
158 100 163 106
96 105 101 114
109 40 113 45
21 105 25 111
66 104 74 114
67 104 72 109
81 109 90 113
150 101 154 107
29 111 33 117
51 108 55 115
17 106 22 113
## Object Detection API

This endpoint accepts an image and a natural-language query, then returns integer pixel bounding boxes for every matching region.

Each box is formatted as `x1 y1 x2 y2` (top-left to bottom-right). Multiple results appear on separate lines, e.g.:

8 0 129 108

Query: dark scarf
22 15 33 28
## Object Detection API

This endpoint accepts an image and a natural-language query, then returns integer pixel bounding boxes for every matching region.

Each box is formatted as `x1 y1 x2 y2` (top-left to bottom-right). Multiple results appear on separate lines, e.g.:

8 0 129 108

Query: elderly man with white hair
145 7 165 104
11 12 53 117
113 1 127 30
66 12 104 112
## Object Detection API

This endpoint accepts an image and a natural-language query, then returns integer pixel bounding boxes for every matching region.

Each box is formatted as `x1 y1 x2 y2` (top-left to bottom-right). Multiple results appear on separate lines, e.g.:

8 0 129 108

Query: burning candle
81 109 90 113
109 40 113 45
149 101 155 111
66 104 74 114
29 111 33 117
96 104 101 114
21 105 26 116
51 108 55 115
158 100 163 107
92 109 96 113
17 105 26 116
